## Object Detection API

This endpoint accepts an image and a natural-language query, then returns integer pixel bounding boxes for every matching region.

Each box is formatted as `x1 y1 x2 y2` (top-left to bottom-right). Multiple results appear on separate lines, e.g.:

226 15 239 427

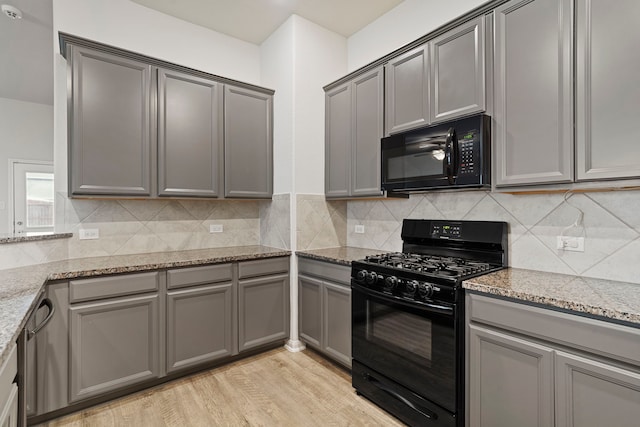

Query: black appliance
381 114 491 193
351 219 507 427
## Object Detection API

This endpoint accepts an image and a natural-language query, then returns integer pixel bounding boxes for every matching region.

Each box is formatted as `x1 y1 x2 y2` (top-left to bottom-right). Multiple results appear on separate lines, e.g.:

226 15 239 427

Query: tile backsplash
346 190 640 284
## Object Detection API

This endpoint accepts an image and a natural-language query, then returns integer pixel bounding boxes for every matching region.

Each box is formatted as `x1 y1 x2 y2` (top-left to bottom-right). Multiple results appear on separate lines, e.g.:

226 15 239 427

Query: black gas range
351 219 508 427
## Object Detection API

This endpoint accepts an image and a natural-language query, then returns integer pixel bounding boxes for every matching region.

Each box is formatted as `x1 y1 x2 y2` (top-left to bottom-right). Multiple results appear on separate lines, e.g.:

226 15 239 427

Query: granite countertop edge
0 232 73 245
463 268 640 326
0 246 290 368
296 246 388 267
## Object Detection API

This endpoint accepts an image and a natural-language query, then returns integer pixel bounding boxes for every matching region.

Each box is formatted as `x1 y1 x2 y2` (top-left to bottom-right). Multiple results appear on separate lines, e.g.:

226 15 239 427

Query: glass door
12 161 54 234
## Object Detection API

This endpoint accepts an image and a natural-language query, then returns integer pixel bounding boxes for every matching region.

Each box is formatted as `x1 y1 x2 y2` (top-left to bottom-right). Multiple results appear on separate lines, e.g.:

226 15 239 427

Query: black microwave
381 114 490 193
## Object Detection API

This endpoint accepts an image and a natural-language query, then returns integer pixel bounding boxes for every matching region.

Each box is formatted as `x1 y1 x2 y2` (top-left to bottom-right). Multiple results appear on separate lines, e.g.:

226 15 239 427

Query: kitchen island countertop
0 245 290 367
463 268 640 327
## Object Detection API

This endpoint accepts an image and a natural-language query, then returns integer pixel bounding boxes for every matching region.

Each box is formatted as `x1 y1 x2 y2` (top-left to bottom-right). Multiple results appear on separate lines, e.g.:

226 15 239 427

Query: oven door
352 282 457 413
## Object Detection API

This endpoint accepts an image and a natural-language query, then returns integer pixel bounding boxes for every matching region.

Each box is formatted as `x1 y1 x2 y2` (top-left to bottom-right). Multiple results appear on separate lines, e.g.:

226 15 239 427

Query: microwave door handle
444 128 456 184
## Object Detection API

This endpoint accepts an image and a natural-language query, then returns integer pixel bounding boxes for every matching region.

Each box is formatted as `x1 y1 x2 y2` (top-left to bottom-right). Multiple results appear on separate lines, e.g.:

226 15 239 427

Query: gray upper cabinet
493 0 573 186
555 351 640 427
224 86 273 199
576 0 640 181
352 68 384 197
157 69 223 197
325 66 383 198
431 17 485 123
69 46 152 196
325 83 352 198
385 45 430 135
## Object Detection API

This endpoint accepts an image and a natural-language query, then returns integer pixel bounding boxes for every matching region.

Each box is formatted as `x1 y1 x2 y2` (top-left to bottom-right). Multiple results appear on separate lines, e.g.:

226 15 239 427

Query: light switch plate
79 228 99 240
355 225 365 234
209 224 224 233
557 236 584 252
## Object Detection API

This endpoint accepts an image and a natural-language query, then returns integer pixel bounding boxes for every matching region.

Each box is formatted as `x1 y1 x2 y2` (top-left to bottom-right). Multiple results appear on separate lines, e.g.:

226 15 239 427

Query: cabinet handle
27 298 55 340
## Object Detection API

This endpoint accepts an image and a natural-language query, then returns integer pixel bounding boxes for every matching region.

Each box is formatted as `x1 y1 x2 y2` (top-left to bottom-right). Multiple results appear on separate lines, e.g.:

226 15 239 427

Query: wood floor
42 348 405 426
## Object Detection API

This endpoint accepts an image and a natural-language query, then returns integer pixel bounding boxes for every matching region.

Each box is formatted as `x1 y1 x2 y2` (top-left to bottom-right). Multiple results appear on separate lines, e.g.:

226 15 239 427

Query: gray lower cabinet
493 0 573 186
298 258 351 368
575 0 640 181
384 44 430 135
157 68 223 197
69 46 152 196
467 293 640 427
469 324 554 427
69 293 160 403
0 345 18 427
237 258 290 352
430 16 485 123
555 351 640 427
165 263 236 373
325 66 383 198
224 85 273 199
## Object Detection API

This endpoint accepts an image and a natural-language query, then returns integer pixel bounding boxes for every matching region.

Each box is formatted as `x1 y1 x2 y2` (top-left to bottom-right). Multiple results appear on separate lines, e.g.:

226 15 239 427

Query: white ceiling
0 0 53 105
131 0 404 45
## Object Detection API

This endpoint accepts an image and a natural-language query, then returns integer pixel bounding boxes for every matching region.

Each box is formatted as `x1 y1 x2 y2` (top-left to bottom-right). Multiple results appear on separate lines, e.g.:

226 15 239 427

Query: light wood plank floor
42 348 405 426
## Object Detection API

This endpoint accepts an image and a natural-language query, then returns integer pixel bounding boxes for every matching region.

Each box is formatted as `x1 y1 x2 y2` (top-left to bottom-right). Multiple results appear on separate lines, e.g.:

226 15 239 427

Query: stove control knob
406 280 418 295
366 271 378 285
384 276 398 290
418 283 434 299
356 270 367 282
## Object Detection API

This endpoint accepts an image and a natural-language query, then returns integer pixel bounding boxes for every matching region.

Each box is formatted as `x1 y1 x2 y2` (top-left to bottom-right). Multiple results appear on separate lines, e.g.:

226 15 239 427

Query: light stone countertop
463 268 640 327
0 245 290 367
0 232 73 245
296 247 389 267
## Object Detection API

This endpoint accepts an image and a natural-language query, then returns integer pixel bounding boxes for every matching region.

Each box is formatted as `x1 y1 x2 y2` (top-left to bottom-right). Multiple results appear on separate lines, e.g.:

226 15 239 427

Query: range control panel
430 221 462 239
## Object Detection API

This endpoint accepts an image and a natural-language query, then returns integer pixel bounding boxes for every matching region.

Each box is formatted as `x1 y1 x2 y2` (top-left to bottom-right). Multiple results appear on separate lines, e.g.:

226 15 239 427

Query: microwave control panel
458 128 479 176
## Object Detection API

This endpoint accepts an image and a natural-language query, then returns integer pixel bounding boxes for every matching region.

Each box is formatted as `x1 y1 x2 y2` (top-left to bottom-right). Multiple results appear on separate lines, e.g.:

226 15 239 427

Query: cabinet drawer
0 344 17 405
167 264 232 289
468 293 640 366
298 258 350 285
238 257 289 279
70 272 159 303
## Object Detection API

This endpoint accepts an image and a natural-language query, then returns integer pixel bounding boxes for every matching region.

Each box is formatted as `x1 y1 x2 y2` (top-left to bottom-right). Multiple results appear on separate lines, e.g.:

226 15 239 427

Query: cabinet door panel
431 17 485 123
494 0 573 186
555 351 640 427
298 275 322 348
352 67 384 197
224 86 273 198
158 69 223 197
69 294 159 402
167 282 235 373
469 324 554 427
323 282 351 368
70 47 152 196
576 0 640 180
325 83 352 198
238 274 289 352
385 45 430 135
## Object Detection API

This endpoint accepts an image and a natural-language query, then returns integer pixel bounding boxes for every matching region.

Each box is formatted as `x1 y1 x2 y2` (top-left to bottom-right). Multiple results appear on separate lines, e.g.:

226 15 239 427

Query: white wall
292 16 347 195
53 0 261 83
261 18 295 195
0 98 53 234
347 0 487 71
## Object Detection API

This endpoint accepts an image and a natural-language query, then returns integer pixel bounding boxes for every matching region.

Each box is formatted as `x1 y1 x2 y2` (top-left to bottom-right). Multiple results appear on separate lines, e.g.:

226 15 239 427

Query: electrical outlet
209 224 224 233
79 228 99 240
355 225 365 234
557 236 585 252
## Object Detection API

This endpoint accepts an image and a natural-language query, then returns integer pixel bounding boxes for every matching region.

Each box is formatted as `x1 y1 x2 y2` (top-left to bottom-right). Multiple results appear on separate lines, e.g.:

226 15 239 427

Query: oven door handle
351 283 454 316
364 372 438 420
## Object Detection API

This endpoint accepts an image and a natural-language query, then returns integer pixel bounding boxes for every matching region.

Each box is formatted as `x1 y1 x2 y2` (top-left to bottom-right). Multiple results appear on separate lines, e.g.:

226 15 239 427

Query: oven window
387 152 444 180
368 301 432 362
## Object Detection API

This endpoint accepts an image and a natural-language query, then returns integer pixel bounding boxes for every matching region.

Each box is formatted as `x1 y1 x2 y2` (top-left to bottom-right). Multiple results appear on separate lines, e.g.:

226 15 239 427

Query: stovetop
363 252 495 279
